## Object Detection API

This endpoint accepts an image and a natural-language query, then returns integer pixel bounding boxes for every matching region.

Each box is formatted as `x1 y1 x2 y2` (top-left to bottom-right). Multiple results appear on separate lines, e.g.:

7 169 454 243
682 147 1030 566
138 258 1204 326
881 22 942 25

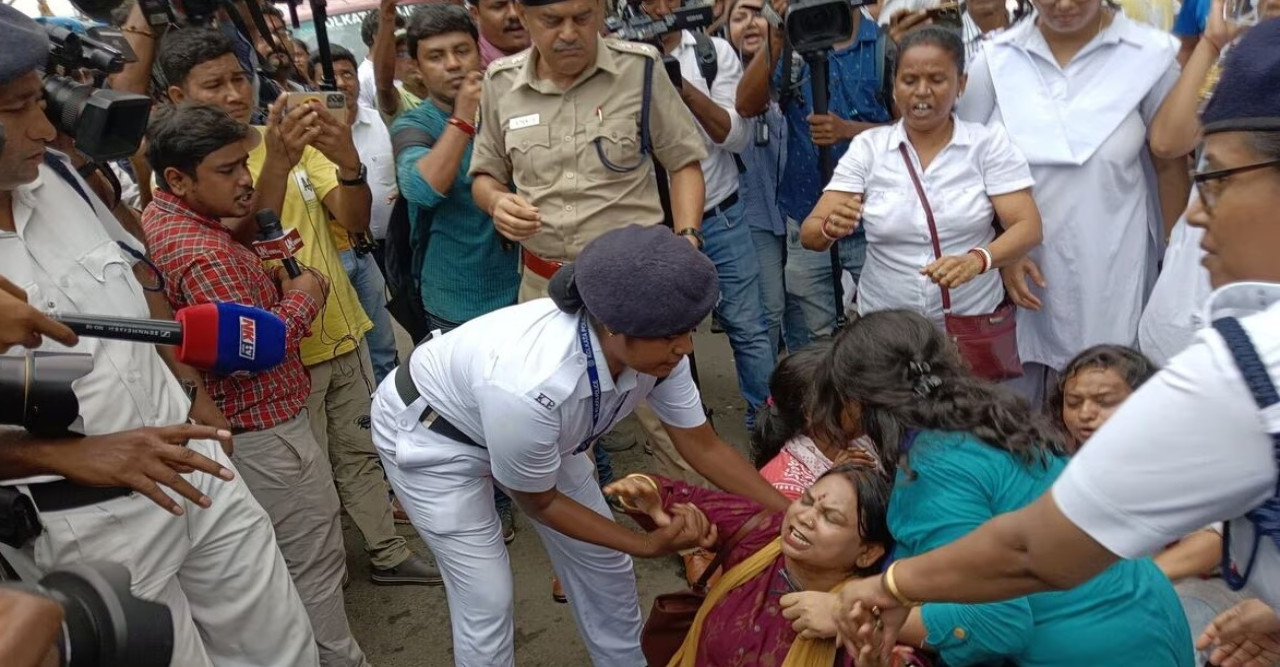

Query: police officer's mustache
553 41 581 52
503 19 525 31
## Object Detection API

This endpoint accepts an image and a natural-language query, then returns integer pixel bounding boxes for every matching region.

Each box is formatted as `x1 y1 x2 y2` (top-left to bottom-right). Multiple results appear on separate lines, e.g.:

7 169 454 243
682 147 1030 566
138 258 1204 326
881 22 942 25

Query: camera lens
42 76 151 162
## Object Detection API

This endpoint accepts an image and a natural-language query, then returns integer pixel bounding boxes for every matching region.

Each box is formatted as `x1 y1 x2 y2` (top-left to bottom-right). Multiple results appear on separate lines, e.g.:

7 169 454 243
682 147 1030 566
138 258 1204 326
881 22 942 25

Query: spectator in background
141 102 369 667
159 27 443 587
312 44 402 385
370 0 430 123
802 28 1042 333
957 0 1189 408
360 8 407 109
292 37 315 87
737 0 893 348
393 3 520 540
468 0 531 67
881 0 1017 63
724 0 808 354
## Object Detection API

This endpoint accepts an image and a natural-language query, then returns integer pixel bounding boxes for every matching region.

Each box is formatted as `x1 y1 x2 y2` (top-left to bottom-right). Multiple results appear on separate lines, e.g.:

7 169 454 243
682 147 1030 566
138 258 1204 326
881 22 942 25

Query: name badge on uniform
509 114 540 130
293 168 318 204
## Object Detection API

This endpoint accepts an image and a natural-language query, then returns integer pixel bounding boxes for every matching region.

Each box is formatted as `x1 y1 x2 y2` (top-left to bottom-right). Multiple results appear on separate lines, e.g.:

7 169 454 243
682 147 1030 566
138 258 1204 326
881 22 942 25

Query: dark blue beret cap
0 4 48 85
1202 17 1280 134
548 224 719 338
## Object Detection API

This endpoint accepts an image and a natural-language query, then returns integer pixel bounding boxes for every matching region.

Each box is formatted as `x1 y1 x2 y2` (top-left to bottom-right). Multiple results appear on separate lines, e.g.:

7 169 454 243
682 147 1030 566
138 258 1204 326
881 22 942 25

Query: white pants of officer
29 437 318 667
371 382 646 667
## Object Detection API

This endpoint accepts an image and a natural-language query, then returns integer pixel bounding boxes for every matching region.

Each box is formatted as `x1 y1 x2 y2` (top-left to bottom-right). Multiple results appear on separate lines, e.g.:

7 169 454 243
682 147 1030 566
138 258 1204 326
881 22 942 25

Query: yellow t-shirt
248 127 372 366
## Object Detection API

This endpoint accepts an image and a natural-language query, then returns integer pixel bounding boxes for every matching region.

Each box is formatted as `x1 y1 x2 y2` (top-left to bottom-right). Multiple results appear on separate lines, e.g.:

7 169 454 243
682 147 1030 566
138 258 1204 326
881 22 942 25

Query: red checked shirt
141 190 319 432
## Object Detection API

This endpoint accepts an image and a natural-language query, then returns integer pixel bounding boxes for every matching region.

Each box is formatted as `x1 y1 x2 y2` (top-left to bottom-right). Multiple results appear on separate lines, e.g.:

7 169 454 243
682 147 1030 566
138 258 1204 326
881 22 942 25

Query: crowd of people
1 0 1280 662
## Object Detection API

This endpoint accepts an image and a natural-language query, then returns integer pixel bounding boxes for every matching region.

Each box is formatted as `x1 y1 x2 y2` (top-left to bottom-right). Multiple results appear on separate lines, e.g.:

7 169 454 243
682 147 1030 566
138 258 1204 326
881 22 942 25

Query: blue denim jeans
339 249 398 386
702 197 776 412
750 228 811 355
784 217 867 347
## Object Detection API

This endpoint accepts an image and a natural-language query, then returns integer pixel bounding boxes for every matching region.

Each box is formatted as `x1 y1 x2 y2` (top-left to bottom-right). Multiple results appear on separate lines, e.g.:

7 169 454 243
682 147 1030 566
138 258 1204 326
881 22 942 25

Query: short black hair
360 9 407 48
897 25 966 77
1050 344 1158 441
146 103 251 193
310 43 358 78
406 4 478 60
291 37 310 54
158 27 237 89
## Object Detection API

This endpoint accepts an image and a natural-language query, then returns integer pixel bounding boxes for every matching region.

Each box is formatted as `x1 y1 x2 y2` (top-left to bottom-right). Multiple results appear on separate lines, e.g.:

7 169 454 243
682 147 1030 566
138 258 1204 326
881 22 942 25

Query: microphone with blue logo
51 303 288 375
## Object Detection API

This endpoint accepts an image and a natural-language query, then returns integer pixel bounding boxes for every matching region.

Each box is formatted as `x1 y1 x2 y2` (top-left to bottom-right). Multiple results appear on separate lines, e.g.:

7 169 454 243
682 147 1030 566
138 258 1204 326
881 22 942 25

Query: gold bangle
883 561 922 608
625 473 661 497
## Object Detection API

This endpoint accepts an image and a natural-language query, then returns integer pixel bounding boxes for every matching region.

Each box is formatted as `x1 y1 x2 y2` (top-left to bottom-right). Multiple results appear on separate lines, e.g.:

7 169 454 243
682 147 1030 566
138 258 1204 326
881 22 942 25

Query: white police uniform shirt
669 30 750 210
824 118 1034 327
1053 281 1280 609
395 299 707 493
1138 194 1213 366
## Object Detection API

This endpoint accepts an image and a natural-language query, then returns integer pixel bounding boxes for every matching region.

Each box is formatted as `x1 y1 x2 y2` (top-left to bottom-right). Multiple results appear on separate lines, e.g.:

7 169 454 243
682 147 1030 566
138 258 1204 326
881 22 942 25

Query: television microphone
254 210 304 278
52 303 288 375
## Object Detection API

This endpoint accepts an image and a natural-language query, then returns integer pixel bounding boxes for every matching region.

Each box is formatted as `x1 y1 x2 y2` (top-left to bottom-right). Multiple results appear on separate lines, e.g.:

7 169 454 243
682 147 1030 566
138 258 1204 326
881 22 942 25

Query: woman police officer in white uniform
370 224 789 667
826 19 1280 667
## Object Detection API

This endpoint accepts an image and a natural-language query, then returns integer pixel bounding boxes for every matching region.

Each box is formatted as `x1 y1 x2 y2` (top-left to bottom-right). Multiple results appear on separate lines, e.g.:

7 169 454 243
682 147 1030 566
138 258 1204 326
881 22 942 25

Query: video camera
760 0 870 55
606 1 715 89
37 18 151 162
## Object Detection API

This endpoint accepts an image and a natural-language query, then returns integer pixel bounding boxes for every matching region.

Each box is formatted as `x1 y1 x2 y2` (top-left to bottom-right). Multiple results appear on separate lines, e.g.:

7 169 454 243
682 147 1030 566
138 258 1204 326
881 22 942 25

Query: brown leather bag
898 143 1024 381
639 510 772 667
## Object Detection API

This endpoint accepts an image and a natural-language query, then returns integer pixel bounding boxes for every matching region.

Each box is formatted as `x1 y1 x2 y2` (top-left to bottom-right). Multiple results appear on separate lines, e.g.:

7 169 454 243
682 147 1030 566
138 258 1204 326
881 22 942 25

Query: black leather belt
702 191 740 220
393 366 483 448
28 479 132 513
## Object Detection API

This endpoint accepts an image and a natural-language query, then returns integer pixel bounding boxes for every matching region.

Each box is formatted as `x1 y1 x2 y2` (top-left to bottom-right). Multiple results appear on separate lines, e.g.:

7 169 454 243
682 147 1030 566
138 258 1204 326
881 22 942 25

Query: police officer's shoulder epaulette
485 51 529 81
605 38 661 61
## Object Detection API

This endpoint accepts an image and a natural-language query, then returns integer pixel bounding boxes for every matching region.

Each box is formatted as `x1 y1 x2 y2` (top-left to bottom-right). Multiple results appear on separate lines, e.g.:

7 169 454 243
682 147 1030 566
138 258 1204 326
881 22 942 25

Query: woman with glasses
827 20 1280 667
956 0 1189 407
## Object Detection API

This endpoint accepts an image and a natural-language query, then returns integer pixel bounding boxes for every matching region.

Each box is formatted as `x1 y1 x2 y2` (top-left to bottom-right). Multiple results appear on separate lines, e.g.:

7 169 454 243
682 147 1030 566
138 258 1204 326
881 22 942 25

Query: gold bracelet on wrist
883 561 922 608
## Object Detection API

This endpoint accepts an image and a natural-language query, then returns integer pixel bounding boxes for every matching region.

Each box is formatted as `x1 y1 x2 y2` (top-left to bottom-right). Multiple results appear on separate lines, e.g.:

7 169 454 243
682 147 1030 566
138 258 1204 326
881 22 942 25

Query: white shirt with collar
350 104 397 241
824 118 1034 325
1053 280 1280 609
1 157 192 453
358 57 378 110
393 299 708 494
668 30 751 210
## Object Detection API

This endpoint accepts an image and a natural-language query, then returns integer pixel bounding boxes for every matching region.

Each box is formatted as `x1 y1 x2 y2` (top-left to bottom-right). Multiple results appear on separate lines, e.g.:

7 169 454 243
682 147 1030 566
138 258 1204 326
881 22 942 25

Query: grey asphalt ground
341 325 752 666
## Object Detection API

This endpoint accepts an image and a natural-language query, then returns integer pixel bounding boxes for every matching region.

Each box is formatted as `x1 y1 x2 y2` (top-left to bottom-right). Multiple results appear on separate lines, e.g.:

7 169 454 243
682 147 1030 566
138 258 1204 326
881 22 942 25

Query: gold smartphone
281 91 348 125
926 0 964 29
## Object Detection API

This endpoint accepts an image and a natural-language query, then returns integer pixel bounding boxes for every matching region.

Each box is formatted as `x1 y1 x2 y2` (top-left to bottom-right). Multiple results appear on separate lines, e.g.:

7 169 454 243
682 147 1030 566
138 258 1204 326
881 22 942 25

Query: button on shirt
773 15 891 223
825 119 1034 325
394 300 707 493
668 31 750 209
351 104 397 241
1053 281 1280 609
0 159 192 443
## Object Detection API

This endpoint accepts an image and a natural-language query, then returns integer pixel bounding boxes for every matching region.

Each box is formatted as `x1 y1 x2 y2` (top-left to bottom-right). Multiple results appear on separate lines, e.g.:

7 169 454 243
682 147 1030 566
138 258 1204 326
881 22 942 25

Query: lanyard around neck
575 314 629 454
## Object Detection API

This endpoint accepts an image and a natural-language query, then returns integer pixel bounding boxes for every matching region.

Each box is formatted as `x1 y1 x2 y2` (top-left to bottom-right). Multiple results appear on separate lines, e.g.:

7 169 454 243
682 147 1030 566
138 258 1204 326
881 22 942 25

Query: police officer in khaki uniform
470 0 709 300
470 0 717 551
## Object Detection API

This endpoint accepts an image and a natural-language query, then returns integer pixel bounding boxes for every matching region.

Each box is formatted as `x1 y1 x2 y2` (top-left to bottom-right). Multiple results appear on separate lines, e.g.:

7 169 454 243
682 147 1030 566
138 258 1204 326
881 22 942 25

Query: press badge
293 169 318 203
509 114 540 130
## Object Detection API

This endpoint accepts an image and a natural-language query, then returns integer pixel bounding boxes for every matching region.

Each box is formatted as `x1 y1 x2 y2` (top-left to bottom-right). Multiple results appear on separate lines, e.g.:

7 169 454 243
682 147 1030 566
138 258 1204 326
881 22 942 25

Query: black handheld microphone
254 210 303 278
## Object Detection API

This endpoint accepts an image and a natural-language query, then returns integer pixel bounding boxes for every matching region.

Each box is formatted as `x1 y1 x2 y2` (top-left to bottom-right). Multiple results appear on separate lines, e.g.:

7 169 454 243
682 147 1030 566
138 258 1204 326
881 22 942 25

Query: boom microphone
254 210 304 278
53 303 287 375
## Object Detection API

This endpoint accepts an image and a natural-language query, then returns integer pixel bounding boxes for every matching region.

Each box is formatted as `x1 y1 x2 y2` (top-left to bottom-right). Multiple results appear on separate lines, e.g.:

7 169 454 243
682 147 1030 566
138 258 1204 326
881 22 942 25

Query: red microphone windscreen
176 304 220 370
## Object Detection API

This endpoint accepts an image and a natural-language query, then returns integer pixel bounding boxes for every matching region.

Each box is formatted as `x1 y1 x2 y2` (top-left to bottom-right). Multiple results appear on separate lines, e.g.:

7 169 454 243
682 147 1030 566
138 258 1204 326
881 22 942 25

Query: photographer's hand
0 588 62 667
1 425 236 516
0 276 78 353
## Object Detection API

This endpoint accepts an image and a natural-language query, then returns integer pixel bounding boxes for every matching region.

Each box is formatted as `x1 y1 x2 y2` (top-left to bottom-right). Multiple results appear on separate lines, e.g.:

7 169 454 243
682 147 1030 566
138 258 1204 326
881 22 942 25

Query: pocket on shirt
71 242 146 316
506 125 553 190
583 120 642 184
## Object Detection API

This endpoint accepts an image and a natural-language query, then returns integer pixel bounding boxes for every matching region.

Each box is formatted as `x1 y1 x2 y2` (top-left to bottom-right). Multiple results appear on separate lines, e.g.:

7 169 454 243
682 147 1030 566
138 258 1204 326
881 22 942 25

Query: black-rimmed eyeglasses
1193 158 1280 212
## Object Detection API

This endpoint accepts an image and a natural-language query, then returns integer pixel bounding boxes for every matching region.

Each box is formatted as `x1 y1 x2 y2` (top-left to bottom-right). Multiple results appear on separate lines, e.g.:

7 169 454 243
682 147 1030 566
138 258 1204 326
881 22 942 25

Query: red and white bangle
819 217 841 242
968 247 993 273
447 116 476 137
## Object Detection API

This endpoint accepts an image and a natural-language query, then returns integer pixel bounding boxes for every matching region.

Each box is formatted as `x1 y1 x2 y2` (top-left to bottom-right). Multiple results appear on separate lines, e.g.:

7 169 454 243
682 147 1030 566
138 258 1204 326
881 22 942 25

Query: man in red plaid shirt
140 102 370 667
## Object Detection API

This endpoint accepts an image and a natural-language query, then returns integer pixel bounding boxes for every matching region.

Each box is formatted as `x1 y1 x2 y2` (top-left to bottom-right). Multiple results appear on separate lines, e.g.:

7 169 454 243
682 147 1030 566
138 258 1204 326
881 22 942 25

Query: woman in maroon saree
606 464 923 666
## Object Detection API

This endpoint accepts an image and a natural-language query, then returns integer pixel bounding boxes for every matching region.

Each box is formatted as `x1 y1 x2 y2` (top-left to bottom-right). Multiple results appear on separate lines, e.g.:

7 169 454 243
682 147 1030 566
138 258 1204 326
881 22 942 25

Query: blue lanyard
574 315 629 455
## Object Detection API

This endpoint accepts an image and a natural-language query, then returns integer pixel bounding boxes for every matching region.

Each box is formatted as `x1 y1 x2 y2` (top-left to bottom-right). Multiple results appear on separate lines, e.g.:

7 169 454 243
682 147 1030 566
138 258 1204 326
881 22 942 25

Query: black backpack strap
391 125 438 159
691 31 719 89
1211 317 1280 591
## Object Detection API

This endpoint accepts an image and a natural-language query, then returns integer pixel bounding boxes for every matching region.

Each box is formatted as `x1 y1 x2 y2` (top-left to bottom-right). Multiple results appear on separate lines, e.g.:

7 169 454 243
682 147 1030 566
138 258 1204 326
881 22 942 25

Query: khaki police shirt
470 36 708 262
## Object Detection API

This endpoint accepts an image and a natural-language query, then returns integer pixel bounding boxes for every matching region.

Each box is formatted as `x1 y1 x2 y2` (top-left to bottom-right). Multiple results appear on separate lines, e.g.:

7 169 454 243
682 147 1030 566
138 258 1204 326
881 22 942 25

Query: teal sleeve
899 441 1037 665
396 145 445 211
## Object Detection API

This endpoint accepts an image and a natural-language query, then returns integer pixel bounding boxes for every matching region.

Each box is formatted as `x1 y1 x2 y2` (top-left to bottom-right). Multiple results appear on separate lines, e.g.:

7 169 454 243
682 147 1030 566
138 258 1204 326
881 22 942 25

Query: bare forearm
0 430 71 480
670 428 789 511
416 127 472 194
330 184 373 234
107 4 161 95
1154 530 1222 582
514 490 651 555
682 86 731 144
667 163 705 234
1154 153 1192 239
1150 39 1219 159
372 12 401 117
736 31 783 117
988 217 1041 269
799 192 848 251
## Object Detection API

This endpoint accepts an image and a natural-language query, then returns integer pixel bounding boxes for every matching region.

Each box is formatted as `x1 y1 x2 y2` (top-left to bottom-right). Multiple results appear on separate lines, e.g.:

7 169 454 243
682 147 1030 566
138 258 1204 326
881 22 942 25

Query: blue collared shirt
772 15 891 223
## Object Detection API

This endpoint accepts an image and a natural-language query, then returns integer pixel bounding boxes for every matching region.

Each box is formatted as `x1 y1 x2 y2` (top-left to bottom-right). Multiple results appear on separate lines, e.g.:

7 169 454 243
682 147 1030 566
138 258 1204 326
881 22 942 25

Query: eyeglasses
1193 158 1280 212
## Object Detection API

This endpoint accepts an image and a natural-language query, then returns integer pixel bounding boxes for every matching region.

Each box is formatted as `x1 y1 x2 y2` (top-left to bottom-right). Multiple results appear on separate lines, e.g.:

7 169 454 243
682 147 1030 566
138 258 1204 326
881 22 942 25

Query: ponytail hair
751 341 833 467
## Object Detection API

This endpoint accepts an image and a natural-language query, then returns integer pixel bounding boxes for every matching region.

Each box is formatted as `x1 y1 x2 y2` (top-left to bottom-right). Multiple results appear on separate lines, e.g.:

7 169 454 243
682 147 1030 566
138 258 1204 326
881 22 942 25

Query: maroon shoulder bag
898 143 1023 381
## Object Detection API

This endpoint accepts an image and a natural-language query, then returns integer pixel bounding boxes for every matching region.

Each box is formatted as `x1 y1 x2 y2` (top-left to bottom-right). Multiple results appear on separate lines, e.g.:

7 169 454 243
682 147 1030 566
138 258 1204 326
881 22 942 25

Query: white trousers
29 437 319 667
370 381 646 667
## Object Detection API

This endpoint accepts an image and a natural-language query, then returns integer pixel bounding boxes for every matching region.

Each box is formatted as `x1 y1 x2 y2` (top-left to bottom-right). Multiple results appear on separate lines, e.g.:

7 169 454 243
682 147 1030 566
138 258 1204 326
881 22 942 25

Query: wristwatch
337 163 367 186
676 227 704 251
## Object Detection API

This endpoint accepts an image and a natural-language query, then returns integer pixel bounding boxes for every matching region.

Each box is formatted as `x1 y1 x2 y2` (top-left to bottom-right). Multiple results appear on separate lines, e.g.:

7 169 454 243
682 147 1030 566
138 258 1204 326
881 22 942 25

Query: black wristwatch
337 163 367 186
676 227 704 251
